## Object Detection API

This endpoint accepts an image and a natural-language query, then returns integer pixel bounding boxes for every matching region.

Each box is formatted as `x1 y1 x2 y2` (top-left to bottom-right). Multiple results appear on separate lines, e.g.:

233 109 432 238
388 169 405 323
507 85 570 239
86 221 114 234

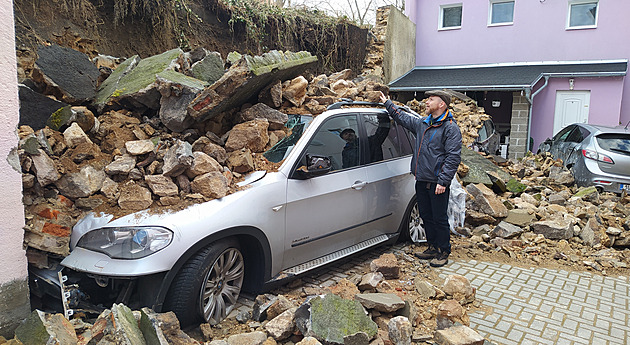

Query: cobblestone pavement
231 243 630 345
439 260 630 345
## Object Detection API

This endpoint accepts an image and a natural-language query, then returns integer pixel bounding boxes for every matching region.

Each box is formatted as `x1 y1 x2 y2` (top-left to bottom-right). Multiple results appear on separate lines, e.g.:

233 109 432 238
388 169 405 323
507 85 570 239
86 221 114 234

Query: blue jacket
384 100 462 186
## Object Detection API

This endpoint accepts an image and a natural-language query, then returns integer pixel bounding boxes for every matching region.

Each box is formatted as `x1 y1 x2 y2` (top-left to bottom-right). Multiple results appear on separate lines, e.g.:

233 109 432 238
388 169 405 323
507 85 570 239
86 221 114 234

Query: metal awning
388 60 628 92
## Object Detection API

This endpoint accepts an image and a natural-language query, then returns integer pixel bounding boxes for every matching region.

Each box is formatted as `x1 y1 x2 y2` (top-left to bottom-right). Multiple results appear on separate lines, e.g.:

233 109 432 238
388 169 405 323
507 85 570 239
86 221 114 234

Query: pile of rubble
8 252 486 345
453 152 630 275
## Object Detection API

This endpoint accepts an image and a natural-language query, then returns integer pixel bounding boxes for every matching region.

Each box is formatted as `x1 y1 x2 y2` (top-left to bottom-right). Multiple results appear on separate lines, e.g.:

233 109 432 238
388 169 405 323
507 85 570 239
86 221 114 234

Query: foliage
219 0 361 72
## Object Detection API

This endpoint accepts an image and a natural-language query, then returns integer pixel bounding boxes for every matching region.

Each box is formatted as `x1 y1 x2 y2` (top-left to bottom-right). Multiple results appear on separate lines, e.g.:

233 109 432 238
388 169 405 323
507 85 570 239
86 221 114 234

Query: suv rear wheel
165 238 244 326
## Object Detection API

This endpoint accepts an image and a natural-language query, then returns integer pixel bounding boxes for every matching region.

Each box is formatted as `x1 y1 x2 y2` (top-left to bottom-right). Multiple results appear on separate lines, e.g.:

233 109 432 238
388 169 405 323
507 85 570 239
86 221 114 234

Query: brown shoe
414 246 439 260
429 251 449 267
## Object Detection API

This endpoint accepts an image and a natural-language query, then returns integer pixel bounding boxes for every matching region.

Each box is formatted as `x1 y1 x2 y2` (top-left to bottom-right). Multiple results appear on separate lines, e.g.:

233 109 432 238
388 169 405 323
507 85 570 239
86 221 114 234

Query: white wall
0 0 28 286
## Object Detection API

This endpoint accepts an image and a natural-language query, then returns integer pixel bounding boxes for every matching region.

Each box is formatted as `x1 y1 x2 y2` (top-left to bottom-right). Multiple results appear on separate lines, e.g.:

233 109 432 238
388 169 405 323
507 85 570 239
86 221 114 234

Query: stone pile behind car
17 43 493 268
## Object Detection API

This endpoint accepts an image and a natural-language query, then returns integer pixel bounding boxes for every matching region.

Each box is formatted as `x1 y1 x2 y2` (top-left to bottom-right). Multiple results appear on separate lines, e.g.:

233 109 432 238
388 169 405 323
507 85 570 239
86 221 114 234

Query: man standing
379 90 462 267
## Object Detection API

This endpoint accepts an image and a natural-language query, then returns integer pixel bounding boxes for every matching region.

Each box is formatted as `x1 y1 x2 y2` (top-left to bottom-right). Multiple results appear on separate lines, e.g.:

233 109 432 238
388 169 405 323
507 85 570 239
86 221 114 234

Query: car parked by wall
537 123 630 193
30 101 424 326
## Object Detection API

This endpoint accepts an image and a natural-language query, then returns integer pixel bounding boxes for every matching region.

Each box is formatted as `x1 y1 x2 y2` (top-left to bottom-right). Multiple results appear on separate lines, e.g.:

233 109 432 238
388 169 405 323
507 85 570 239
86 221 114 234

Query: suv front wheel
165 238 245 326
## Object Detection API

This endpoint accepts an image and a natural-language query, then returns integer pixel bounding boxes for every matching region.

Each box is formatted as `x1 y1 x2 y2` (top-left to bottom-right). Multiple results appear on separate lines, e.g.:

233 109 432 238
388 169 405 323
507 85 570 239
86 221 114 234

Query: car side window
362 113 399 163
303 114 361 171
554 125 575 142
566 127 584 143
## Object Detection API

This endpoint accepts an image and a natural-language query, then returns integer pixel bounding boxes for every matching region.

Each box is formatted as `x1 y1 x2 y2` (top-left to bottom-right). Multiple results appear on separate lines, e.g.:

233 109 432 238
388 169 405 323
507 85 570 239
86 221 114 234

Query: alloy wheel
199 247 244 325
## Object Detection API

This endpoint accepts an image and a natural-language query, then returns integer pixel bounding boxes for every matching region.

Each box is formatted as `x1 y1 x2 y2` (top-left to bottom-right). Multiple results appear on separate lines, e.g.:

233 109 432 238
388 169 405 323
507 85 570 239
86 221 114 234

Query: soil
14 0 368 76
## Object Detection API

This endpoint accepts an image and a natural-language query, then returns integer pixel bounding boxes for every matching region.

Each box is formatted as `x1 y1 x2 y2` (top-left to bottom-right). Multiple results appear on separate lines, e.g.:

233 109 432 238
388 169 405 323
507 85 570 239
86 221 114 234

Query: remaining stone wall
509 92 530 159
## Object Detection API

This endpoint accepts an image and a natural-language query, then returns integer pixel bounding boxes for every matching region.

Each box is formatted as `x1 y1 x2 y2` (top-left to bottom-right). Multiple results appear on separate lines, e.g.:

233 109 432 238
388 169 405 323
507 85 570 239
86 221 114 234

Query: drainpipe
524 75 549 153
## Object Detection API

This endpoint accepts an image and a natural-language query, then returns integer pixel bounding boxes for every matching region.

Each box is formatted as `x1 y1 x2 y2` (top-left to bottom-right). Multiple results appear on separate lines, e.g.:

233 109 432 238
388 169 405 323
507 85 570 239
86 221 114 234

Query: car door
550 125 577 162
361 113 415 240
282 114 369 269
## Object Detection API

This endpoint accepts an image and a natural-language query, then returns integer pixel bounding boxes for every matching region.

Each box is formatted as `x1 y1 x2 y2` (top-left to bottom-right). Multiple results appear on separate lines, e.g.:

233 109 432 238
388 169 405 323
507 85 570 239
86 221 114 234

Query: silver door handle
351 181 367 190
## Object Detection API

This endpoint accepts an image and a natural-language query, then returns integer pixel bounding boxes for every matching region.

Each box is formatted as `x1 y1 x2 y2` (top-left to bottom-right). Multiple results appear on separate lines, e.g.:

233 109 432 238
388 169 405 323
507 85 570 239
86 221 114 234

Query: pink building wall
530 77 625 148
407 0 630 146
0 2 28 283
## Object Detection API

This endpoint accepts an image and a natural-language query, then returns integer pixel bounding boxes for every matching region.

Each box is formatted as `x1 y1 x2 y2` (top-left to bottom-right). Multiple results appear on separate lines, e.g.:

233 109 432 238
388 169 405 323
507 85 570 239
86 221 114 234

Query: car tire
165 238 244 326
399 197 426 243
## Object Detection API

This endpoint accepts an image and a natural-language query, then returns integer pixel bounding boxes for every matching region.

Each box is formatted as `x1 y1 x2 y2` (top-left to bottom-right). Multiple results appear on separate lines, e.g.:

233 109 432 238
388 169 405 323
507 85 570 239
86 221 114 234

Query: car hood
69 170 268 249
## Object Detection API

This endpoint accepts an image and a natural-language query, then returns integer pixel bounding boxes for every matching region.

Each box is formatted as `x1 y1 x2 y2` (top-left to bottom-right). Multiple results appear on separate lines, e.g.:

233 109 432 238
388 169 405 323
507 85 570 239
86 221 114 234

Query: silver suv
35 102 423 326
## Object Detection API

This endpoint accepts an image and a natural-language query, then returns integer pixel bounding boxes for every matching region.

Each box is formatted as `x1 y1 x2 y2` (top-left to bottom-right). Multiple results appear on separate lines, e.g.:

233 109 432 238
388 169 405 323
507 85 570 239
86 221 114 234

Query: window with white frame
439 4 463 30
489 0 514 26
567 0 598 29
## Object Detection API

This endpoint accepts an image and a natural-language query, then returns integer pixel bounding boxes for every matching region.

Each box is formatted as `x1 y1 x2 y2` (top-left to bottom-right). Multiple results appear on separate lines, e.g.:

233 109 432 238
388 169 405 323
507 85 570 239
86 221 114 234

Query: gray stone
0 279 30 339
156 70 207 132
388 316 412 345
369 253 399 279
188 50 317 123
579 218 599 247
226 331 268 345
443 275 475 305
18 84 68 131
118 182 153 210
186 151 223 178
63 122 93 148
191 51 225 84
95 49 184 110
126 139 156 155
530 220 572 240
145 175 179 197
252 294 276 322
75 197 104 210
191 171 229 199
471 224 492 236
491 221 524 239
258 79 283 108
414 278 436 299
14 310 77 345
33 44 99 103
239 103 289 130
295 294 377 345
548 193 566 205
265 307 297 340
30 149 60 186
163 140 194 176
138 308 169 345
466 183 508 218
55 165 106 198
227 149 255 174
434 325 485 345
548 165 575 185
354 293 405 313
358 272 383 291
460 147 512 186
343 332 370 345
93 55 140 111
22 173 36 189
225 118 270 153
283 76 308 107
105 155 137 175
297 337 323 345
503 209 536 227
192 137 228 164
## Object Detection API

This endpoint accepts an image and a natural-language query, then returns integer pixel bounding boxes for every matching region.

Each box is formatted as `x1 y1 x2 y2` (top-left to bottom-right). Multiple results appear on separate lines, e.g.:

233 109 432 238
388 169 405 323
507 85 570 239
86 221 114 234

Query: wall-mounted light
569 78 575 90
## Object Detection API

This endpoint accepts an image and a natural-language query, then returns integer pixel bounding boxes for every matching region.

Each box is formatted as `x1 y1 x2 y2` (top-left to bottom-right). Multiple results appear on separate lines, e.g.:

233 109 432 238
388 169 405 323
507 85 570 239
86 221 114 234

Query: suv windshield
597 133 630 156
263 114 313 163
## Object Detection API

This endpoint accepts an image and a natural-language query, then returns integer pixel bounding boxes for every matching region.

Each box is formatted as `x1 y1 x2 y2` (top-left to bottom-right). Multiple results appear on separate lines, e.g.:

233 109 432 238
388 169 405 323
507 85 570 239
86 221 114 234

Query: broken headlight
76 226 173 259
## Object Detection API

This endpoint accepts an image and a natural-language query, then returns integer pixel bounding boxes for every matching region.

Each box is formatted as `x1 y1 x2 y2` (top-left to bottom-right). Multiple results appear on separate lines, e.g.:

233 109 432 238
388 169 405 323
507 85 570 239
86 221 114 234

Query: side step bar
268 234 394 283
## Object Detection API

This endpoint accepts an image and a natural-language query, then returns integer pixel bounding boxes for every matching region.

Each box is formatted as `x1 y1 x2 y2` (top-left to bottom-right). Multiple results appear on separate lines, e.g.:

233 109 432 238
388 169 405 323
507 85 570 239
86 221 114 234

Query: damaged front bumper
29 262 168 317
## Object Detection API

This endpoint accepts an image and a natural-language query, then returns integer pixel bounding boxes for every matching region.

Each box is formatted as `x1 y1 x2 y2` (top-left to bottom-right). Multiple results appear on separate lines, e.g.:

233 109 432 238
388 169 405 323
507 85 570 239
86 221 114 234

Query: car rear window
596 133 630 156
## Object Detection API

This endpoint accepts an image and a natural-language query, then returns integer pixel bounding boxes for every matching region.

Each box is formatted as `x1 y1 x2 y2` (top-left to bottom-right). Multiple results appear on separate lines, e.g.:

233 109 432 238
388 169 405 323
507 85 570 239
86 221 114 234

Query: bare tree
287 0 405 25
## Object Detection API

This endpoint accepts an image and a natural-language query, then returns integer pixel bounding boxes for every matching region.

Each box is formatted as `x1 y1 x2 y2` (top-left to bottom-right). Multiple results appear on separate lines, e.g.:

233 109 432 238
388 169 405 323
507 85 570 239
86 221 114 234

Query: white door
553 90 590 135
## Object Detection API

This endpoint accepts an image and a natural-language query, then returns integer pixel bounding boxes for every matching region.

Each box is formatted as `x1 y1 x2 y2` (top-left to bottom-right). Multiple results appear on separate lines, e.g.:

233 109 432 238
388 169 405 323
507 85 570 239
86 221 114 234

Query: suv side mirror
293 155 332 179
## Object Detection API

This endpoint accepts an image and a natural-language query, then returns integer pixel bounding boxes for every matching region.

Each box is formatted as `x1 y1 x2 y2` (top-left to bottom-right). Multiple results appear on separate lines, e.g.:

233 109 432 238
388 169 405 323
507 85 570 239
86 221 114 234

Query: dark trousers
415 181 451 254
